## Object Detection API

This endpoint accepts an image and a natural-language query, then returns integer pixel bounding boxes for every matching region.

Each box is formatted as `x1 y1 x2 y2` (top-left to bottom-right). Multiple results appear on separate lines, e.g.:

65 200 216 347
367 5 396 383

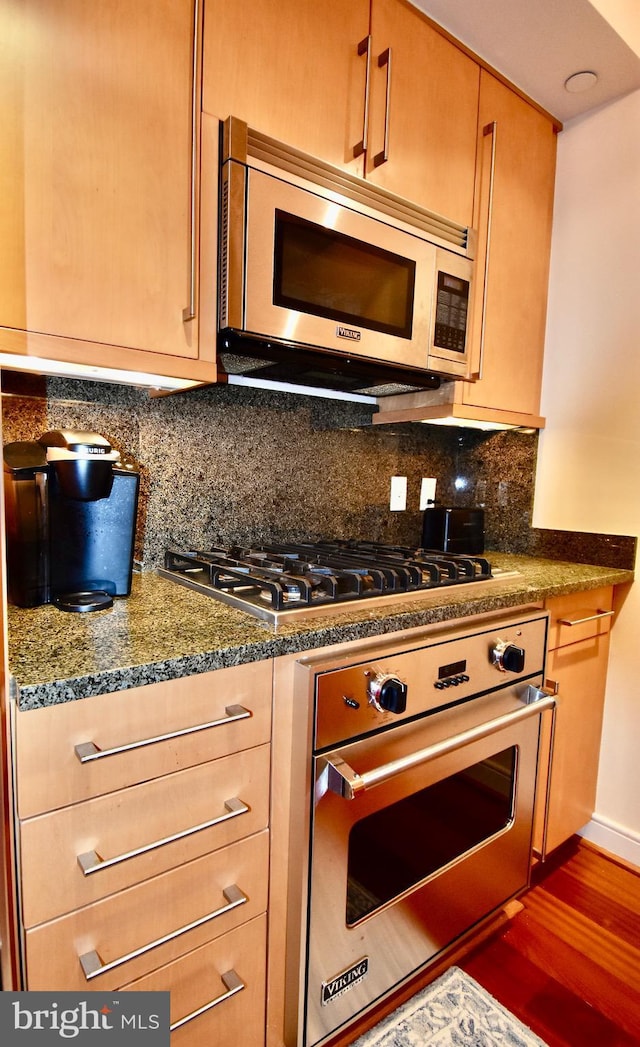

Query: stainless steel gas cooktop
158 541 515 626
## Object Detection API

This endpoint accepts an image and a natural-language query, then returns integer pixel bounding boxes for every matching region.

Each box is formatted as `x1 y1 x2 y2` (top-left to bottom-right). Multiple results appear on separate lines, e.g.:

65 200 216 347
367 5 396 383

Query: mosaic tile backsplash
1 376 634 571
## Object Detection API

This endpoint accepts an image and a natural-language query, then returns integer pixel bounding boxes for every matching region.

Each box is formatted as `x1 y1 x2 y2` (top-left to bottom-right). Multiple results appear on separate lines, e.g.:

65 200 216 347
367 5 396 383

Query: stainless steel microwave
217 117 477 396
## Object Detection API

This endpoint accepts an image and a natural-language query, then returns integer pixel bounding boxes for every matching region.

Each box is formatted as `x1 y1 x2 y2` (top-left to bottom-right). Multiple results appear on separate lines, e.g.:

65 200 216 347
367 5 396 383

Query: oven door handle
324 689 557 799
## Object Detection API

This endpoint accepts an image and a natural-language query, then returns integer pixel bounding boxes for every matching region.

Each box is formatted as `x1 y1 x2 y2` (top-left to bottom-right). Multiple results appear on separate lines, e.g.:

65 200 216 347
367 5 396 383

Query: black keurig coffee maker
3 430 140 612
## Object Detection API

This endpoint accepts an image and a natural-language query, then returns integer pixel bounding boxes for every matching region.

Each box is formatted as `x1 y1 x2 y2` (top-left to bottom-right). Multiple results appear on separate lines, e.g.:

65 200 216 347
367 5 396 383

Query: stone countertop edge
8 553 634 711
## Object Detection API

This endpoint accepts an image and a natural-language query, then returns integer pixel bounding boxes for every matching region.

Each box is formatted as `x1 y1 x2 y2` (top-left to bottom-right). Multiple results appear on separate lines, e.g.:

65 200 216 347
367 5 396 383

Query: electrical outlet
390 476 407 511
419 477 437 511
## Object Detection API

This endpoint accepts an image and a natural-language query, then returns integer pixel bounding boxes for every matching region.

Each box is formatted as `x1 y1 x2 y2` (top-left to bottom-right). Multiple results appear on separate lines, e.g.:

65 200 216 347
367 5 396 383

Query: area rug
350 966 548 1047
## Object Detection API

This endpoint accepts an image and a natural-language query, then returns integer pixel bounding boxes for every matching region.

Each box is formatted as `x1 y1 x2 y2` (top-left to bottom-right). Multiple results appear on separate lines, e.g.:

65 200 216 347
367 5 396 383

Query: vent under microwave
218 117 476 396
217 334 442 399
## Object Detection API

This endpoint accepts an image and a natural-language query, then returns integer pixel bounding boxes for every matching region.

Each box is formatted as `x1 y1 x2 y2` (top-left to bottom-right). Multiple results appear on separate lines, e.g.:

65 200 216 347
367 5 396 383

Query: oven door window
273 210 415 338
346 747 517 925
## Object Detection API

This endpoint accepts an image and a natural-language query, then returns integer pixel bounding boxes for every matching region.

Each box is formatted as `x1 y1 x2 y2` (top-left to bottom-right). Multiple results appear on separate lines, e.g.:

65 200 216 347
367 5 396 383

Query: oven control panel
309 609 549 751
434 657 469 690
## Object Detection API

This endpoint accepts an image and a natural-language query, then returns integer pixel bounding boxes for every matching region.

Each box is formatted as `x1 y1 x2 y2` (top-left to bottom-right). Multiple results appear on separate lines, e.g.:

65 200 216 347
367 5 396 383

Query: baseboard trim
579 815 640 870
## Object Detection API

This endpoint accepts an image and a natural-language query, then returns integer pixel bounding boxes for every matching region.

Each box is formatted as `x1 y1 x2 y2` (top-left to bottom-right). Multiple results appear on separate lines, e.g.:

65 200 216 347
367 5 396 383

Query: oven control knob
367 673 408 714
492 640 526 673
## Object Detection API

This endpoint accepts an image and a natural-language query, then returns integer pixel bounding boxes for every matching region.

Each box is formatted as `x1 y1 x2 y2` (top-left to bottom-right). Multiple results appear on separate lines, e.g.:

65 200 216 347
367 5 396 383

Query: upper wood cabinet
462 71 558 417
202 0 370 175
0 0 216 382
203 0 479 226
374 69 558 428
365 0 479 227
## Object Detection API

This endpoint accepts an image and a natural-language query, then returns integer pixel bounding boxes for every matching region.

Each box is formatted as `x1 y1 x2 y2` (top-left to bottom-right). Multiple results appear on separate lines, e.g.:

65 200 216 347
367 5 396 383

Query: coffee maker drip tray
53 590 114 613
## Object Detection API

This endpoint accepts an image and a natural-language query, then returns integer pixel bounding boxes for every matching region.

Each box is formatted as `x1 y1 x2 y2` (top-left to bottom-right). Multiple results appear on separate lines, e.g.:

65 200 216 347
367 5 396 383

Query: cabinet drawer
126 914 267 1046
16 660 272 817
24 830 268 991
20 744 270 927
545 587 614 652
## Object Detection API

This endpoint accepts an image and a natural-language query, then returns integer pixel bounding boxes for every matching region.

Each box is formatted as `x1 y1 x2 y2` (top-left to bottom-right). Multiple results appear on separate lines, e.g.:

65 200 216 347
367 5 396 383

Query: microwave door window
273 211 415 338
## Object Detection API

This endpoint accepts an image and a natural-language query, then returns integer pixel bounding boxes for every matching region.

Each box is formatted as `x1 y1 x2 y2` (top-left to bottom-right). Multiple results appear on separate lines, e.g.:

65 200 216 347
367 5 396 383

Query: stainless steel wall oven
284 607 554 1047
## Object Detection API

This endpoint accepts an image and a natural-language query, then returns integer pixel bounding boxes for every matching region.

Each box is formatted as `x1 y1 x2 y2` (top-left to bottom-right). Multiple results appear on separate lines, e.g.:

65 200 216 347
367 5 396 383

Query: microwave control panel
434 271 470 354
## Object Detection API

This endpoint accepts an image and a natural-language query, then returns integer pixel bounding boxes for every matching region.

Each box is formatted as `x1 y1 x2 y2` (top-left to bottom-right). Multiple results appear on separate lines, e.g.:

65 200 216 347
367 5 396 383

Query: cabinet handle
170 969 244 1031
353 35 372 158
78 884 247 980
182 0 203 323
471 121 497 380
74 704 251 764
536 694 559 863
373 48 392 168
76 797 249 876
558 609 614 627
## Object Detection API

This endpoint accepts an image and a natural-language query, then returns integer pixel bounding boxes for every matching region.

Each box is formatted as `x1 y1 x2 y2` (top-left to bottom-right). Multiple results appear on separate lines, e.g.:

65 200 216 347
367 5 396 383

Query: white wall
589 0 640 55
534 88 640 864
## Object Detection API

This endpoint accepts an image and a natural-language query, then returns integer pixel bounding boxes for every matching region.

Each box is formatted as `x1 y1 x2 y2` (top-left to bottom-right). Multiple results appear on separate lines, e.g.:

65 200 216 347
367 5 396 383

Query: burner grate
160 541 493 621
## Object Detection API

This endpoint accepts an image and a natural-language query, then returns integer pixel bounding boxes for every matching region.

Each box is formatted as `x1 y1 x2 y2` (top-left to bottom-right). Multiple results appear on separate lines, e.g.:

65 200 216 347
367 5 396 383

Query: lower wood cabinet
12 661 272 1046
534 587 614 857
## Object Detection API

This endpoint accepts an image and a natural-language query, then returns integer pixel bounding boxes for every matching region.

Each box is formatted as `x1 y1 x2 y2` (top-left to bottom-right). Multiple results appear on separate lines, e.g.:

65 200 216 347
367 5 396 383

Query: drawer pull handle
170 969 244 1031
74 705 251 763
77 797 249 876
558 609 614 627
78 884 248 981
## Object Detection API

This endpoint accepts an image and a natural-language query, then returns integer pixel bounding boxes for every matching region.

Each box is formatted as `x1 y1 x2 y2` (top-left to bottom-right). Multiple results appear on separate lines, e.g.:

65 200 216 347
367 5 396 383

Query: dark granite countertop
8 553 633 710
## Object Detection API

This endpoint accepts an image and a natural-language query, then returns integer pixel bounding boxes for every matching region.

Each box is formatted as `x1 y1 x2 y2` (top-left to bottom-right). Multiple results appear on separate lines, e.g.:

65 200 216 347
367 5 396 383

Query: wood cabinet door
366 0 479 227
202 0 369 173
464 71 557 415
534 587 614 857
534 633 611 857
2 0 204 362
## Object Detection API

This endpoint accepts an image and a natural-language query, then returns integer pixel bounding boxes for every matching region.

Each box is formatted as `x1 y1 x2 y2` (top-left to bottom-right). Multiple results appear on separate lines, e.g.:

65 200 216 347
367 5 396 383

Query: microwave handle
353 35 372 159
324 690 556 799
471 120 497 380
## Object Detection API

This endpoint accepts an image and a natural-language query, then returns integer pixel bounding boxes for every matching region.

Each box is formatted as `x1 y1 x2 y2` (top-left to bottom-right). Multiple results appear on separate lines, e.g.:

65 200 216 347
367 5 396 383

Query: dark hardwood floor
459 837 640 1046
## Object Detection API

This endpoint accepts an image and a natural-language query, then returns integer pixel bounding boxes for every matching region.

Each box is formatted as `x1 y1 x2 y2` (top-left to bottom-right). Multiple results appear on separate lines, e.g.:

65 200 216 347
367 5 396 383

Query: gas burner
158 541 495 625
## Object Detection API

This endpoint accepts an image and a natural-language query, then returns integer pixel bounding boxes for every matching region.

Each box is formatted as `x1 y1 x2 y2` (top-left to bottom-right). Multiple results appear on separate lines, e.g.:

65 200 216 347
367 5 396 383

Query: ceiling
411 0 640 122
